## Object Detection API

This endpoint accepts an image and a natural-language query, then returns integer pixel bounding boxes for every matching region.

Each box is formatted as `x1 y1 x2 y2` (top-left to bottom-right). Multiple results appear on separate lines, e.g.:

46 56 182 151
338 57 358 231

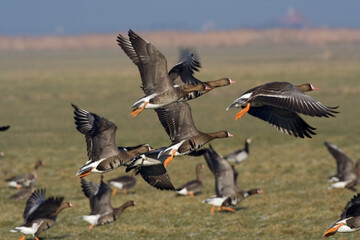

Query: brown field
1 29 360 51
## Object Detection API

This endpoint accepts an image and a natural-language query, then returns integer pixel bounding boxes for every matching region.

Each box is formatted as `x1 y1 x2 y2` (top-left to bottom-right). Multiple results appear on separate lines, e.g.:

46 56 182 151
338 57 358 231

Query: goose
10 184 34 200
202 145 263 212
108 171 137 195
81 176 137 229
176 163 204 196
324 141 360 191
324 193 360 238
155 101 233 167
11 189 74 240
125 147 176 191
226 82 338 138
72 104 152 178
117 30 234 116
6 160 44 189
224 138 252 164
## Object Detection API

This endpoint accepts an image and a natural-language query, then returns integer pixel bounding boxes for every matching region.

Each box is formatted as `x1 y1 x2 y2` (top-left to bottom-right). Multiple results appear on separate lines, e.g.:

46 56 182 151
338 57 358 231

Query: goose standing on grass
155 102 233 167
125 147 176 191
108 171 137 195
176 163 205 196
6 160 44 189
10 184 35 200
227 82 338 138
324 141 360 191
324 193 360 238
81 176 137 229
224 138 252 164
117 30 234 116
202 145 263 213
72 104 152 178
11 189 74 240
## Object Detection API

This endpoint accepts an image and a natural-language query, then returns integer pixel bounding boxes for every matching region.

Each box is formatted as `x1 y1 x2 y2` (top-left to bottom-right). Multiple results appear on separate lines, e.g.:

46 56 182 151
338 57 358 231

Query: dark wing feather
116 33 139 65
23 188 46 220
136 165 175 190
324 141 354 179
72 104 119 161
91 178 113 215
248 105 316 138
251 82 338 117
127 30 174 95
340 193 360 219
205 145 238 197
155 102 200 143
0 125 10 131
26 196 64 223
168 53 202 86
81 178 100 199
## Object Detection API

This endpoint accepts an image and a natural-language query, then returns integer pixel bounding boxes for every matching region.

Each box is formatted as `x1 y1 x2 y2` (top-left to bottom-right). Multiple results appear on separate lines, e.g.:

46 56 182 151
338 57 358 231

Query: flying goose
125 147 176 191
81 176 137 229
176 163 205 196
202 145 263 212
227 82 338 138
108 171 137 195
6 160 44 189
224 138 252 164
324 193 360 238
325 141 360 191
155 101 233 167
117 30 234 116
72 104 152 177
11 189 74 240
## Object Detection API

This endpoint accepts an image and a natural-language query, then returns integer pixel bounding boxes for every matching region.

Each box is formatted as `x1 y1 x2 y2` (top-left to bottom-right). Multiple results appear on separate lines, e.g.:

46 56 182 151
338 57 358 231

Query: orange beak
323 222 343 238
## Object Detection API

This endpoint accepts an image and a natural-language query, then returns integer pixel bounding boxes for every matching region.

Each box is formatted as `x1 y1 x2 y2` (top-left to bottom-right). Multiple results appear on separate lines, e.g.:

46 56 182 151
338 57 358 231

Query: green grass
1 43 360 240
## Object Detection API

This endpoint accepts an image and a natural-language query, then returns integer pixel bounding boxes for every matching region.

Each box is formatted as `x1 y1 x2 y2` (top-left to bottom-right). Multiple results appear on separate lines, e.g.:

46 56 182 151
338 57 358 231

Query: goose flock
2 29 358 239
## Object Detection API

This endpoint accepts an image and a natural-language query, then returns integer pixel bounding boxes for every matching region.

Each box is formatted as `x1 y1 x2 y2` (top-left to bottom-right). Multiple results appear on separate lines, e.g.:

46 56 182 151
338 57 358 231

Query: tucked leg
235 102 251 120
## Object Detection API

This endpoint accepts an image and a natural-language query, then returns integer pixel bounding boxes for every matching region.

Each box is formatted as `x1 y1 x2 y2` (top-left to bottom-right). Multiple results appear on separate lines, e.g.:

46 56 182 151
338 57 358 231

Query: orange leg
323 222 343 238
131 102 148 117
35 238 39 240
210 206 215 213
18 234 26 240
186 192 195 197
235 102 251 120
16 184 21 190
89 224 94 230
217 207 221 211
221 206 235 212
123 189 127 195
78 168 94 178
111 188 118 196
164 150 176 168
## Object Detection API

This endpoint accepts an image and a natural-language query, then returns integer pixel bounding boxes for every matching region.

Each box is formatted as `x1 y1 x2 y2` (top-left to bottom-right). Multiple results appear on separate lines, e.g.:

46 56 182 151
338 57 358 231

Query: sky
1 0 359 36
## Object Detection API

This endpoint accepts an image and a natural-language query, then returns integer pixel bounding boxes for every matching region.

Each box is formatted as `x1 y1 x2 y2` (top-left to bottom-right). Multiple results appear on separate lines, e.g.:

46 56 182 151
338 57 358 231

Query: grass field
1 42 360 240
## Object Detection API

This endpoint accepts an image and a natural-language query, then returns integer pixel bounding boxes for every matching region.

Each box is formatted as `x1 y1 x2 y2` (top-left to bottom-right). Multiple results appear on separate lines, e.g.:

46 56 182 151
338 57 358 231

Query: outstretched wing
324 141 354 178
23 188 46 220
72 104 119 161
251 82 338 117
81 178 100 199
118 30 174 95
155 102 200 143
340 193 360 219
248 105 316 138
26 196 64 223
168 53 202 86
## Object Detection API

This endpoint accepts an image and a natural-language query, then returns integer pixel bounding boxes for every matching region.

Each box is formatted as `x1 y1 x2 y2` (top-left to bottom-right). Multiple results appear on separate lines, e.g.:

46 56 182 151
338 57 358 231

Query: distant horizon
1 1 359 36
